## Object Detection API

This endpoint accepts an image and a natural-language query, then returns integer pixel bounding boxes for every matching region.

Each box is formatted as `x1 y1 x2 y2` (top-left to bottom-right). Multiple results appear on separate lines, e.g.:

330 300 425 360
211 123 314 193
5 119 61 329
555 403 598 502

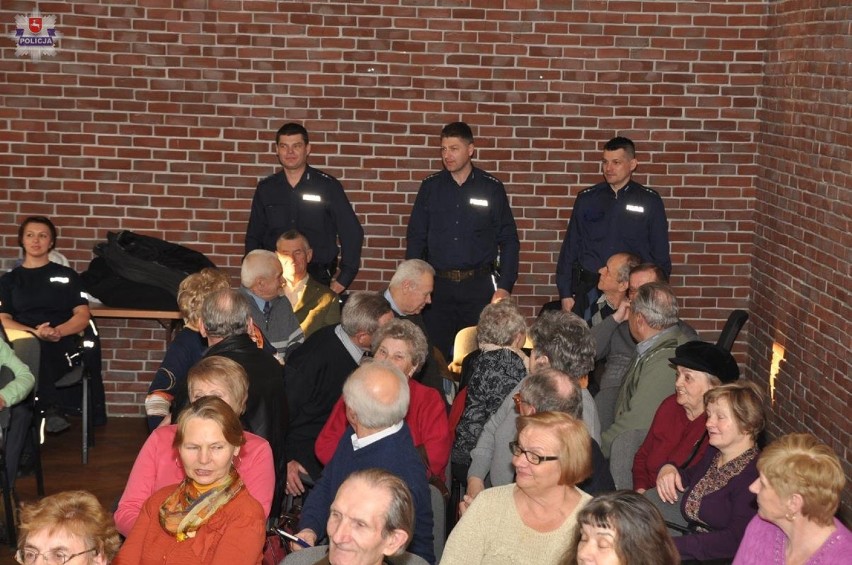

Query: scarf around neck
159 467 244 541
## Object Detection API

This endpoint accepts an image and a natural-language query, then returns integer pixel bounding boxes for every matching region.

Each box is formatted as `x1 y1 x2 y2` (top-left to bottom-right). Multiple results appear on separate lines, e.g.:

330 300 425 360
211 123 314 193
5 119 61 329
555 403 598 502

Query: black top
245 165 364 288
556 180 671 298
406 167 520 292
0 262 88 327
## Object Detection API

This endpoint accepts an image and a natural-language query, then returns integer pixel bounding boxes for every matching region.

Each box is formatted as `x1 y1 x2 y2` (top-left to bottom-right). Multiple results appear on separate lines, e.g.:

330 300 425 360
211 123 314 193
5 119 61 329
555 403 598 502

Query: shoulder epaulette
421 171 441 183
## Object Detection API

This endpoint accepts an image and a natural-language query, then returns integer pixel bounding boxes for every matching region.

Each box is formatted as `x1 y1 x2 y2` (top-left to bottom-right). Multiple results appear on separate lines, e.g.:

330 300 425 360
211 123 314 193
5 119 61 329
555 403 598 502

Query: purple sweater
733 516 852 565
674 446 759 561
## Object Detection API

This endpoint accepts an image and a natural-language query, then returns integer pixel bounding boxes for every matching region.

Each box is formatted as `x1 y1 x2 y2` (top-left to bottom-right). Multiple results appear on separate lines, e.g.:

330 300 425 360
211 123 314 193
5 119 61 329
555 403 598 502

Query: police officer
556 136 671 317
245 123 364 294
406 121 520 358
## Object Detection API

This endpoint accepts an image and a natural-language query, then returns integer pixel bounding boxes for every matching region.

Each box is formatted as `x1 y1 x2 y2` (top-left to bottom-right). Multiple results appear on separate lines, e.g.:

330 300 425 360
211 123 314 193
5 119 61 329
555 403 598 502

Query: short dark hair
276 122 309 145
603 136 636 158
529 311 595 379
565 490 680 565
18 216 58 252
630 262 668 283
440 121 474 144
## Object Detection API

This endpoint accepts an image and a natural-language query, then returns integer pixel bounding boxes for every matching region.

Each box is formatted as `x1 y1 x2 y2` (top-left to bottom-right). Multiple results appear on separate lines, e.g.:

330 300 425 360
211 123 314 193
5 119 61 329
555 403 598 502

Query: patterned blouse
684 446 759 530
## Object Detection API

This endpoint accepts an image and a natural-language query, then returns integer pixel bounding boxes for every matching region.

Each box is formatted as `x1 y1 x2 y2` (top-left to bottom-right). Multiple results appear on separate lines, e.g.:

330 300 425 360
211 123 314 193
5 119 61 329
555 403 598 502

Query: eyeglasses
16 547 97 565
512 392 530 410
509 441 559 465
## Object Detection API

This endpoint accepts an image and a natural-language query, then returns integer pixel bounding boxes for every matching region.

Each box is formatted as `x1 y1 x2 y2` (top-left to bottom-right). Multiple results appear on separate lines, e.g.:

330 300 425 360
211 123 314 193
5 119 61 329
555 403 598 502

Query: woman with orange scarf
114 396 265 564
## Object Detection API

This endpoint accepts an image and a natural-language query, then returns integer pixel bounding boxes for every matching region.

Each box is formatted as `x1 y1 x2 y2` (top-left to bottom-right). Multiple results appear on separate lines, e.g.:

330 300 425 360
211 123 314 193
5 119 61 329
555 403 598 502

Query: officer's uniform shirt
556 180 670 299
406 167 520 292
245 165 364 288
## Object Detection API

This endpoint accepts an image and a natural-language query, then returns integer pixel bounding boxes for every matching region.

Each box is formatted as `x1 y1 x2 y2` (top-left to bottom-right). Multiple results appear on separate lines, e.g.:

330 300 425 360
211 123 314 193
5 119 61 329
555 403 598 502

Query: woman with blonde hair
115 396 265 564
17 490 120 565
733 433 851 564
442 411 592 564
115 356 274 537
650 380 765 562
144 268 230 430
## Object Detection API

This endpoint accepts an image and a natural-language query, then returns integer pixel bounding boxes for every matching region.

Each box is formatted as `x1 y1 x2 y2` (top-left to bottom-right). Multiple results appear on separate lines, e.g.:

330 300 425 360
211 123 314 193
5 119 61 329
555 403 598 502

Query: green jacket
0 336 36 409
601 325 694 457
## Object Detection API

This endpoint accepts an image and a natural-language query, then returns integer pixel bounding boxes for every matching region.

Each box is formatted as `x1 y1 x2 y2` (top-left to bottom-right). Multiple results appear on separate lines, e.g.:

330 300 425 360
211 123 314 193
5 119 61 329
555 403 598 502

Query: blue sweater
299 423 435 564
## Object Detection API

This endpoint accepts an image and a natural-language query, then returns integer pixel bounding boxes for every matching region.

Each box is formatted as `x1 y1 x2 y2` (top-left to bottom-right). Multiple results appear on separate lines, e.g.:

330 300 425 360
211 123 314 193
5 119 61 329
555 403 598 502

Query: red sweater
315 378 451 480
632 394 708 490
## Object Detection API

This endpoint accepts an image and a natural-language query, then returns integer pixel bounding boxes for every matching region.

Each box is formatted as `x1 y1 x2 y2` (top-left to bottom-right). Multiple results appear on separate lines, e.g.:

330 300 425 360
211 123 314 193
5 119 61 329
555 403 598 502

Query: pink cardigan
114 425 274 536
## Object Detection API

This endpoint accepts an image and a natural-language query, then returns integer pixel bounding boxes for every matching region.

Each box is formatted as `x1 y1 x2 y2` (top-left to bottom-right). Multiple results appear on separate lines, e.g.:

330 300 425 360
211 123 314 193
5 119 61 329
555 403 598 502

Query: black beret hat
669 341 739 384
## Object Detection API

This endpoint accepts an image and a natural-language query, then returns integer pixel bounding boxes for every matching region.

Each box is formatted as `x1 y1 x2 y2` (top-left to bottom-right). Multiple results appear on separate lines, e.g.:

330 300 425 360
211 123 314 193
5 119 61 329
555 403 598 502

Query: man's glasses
16 547 97 565
508 441 559 465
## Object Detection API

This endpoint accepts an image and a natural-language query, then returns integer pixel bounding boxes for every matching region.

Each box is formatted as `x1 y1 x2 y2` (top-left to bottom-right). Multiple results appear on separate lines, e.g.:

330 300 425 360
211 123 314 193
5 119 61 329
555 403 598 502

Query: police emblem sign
10 9 60 59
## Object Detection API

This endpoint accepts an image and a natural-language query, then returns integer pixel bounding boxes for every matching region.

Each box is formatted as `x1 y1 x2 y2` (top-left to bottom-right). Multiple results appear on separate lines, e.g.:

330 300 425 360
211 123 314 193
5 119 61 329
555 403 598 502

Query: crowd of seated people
2 212 849 565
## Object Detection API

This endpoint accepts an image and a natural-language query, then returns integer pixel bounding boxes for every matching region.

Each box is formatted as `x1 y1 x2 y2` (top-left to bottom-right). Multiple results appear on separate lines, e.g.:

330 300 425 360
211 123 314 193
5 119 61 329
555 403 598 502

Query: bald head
343 361 410 433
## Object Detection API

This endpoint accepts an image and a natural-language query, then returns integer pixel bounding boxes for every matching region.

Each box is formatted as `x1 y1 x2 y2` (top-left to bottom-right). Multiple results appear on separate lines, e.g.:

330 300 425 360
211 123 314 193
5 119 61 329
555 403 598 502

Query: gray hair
201 289 250 338
476 299 526 347
372 318 429 372
529 311 595 378
276 229 311 250
631 282 679 329
614 253 642 284
342 361 410 429
240 249 280 288
521 368 583 418
340 292 392 338
342 468 414 552
389 259 435 289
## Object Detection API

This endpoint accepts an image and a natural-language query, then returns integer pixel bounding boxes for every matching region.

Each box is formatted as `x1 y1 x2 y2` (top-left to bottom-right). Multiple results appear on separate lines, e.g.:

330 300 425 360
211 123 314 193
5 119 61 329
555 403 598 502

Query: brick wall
1 0 764 416
749 1 851 518
1 0 848 518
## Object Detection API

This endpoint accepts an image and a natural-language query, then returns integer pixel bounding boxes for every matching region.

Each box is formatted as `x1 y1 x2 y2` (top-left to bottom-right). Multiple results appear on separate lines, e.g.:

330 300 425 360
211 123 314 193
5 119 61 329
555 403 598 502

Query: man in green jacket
601 282 694 457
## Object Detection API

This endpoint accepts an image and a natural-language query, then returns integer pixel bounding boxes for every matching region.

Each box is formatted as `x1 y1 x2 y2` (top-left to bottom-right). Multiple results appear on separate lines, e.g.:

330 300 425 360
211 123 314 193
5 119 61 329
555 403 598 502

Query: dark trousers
422 272 493 359
5 402 32 483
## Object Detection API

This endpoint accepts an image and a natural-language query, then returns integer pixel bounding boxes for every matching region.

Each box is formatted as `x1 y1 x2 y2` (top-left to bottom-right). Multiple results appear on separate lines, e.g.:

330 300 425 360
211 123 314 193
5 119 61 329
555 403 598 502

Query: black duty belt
435 265 492 282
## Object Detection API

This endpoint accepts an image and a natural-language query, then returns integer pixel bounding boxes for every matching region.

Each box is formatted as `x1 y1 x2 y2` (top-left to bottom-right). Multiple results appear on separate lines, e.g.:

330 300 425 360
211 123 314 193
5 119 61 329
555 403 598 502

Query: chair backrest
281 546 428 565
608 428 649 490
716 309 749 352
448 326 478 374
429 483 446 562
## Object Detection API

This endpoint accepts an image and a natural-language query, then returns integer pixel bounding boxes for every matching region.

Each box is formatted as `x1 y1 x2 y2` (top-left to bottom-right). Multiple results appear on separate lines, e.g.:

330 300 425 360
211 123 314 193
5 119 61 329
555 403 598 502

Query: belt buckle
448 270 463 282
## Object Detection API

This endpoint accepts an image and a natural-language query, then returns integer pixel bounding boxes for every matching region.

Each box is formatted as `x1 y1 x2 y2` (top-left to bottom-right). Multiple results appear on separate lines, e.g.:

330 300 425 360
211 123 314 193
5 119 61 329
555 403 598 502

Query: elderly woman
17 490 120 565
563 491 680 565
451 299 528 483
442 411 592 564
0 216 92 433
313 319 451 481
650 381 764 562
115 396 266 564
115 356 274 537
632 341 740 492
733 433 851 565
144 268 231 430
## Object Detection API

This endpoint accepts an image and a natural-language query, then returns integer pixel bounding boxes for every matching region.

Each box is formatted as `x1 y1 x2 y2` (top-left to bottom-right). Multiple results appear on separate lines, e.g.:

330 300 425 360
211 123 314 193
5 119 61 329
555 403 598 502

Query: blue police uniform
245 165 364 288
406 167 520 357
556 180 671 304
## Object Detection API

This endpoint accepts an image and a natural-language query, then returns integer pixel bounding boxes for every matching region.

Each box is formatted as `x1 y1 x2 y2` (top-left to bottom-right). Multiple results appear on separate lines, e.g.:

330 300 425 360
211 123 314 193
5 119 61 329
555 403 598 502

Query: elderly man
284 292 393 491
245 122 364 293
592 263 699 431
585 252 641 326
294 361 435 564
276 229 340 338
600 282 695 457
384 259 445 395
239 249 304 361
464 368 614 508
319 469 415 565
194 289 288 514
